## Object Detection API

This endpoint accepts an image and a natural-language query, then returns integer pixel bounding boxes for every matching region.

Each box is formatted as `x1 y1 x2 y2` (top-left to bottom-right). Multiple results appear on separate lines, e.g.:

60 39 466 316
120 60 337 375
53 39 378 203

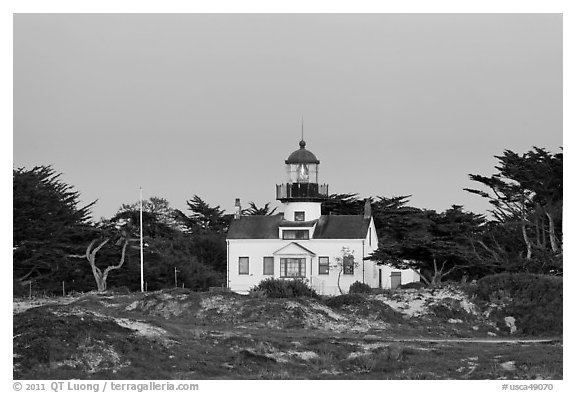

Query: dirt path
194 326 561 346
387 338 561 344
13 297 78 314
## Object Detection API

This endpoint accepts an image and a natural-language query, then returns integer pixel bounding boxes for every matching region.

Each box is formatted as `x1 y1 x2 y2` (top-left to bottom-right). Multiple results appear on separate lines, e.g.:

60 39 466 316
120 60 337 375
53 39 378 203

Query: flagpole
139 187 144 292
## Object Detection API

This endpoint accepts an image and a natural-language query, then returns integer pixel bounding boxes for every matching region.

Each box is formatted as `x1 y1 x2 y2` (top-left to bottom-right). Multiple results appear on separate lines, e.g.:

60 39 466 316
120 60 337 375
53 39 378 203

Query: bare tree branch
102 240 128 281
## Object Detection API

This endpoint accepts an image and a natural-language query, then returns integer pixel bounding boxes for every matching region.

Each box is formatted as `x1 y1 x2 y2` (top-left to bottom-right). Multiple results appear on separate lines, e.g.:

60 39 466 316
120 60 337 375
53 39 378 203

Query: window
282 230 309 240
239 257 249 275
343 255 354 275
263 257 274 275
280 258 306 277
294 211 305 221
369 229 372 246
318 257 329 275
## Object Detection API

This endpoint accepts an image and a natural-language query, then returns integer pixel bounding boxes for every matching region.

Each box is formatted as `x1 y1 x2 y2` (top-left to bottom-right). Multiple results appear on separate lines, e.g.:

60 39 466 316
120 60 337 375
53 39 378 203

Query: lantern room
285 140 319 183
276 140 328 202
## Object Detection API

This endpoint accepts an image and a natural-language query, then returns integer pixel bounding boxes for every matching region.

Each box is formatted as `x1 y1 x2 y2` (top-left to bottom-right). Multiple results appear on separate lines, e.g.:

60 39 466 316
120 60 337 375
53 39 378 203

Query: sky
13 13 563 220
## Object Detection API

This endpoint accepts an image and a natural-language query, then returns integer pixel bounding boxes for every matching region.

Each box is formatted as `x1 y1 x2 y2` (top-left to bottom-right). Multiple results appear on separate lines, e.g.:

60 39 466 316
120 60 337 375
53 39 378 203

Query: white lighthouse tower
276 139 328 222
226 135 421 294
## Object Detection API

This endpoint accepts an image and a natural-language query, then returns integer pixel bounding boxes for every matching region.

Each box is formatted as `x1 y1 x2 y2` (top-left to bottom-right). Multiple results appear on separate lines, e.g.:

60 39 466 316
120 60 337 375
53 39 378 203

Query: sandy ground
13 288 562 379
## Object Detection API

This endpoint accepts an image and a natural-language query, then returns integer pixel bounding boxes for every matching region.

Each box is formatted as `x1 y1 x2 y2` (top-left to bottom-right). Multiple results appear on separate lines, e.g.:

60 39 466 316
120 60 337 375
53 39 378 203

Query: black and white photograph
10 8 565 386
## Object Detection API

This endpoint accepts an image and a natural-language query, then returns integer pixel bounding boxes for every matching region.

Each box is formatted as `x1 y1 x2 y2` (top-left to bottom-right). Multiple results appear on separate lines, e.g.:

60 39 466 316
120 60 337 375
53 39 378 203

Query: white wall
227 219 420 295
371 265 421 288
362 218 421 289
281 202 322 222
228 239 366 295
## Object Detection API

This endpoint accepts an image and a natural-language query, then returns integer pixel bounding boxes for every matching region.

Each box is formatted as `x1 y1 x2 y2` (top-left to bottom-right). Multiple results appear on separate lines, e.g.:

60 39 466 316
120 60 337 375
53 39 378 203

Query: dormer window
294 211 305 221
282 230 309 240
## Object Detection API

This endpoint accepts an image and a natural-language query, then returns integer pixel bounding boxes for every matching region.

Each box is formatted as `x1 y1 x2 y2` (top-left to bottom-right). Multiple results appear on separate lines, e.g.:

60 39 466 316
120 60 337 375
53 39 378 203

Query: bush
248 289 266 298
370 288 395 296
325 294 405 322
346 344 406 373
250 278 318 298
474 273 562 335
400 281 425 290
349 281 372 294
13 278 28 297
325 293 367 308
161 287 193 295
108 286 131 294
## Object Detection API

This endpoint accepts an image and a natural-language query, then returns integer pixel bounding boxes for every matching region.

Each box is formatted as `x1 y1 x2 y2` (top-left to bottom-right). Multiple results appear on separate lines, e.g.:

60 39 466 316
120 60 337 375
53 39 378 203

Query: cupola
285 140 320 184
276 139 328 203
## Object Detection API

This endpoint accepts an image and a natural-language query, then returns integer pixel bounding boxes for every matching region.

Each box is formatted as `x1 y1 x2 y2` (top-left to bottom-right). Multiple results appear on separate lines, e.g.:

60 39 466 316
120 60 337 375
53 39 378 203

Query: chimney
234 198 242 219
363 199 372 219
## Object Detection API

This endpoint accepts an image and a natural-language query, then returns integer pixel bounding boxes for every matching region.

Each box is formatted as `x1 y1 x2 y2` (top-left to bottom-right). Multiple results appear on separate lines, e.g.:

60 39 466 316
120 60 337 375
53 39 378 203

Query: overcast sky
13 13 562 220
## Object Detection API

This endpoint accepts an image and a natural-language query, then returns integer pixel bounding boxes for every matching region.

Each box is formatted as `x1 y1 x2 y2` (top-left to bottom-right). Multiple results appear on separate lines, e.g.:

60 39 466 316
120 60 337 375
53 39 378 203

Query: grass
13 289 563 380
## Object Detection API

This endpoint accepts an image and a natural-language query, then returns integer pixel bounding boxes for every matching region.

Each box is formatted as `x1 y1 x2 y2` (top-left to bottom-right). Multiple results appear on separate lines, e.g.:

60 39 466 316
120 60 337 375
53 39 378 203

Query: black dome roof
285 140 320 164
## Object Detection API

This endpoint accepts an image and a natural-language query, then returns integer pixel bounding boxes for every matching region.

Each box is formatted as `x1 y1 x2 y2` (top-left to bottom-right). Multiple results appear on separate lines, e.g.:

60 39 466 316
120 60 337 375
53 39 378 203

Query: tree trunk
430 258 444 286
520 202 532 260
431 258 440 286
474 239 503 265
411 269 430 286
93 274 107 292
542 218 548 248
429 257 458 286
545 212 559 253
521 222 532 260
101 240 128 285
84 238 128 293
337 269 343 294
535 217 542 248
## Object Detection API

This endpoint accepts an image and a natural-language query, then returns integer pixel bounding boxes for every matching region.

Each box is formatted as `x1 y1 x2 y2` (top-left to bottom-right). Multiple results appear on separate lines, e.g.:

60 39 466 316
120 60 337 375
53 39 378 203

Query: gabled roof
273 242 316 255
226 214 283 239
278 219 318 228
227 214 371 240
313 215 371 239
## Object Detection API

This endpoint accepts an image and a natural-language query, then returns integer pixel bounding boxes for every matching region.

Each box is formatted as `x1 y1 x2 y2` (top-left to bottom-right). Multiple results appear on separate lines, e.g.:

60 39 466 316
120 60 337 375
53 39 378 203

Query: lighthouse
225 136 420 295
276 139 328 222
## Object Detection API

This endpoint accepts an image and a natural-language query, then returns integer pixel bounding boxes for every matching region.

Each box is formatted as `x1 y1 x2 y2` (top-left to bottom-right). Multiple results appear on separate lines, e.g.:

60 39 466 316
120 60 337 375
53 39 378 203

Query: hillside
13 286 562 380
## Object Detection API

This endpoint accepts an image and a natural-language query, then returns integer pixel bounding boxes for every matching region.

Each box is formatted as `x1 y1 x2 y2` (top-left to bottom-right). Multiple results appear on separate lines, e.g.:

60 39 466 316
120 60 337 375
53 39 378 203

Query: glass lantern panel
308 164 318 183
287 163 318 183
297 163 309 182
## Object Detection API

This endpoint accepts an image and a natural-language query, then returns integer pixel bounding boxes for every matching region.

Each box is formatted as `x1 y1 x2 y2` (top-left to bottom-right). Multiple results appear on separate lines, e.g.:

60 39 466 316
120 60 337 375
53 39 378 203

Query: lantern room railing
276 183 329 201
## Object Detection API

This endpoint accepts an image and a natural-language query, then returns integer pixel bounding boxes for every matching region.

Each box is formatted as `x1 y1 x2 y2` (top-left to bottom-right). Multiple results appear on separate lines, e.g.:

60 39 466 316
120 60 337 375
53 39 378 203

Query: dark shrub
400 281 425 290
286 279 318 298
427 299 474 322
474 273 562 335
325 293 367 308
161 287 193 295
13 278 28 297
108 286 131 294
370 288 395 296
326 294 405 323
349 281 372 294
251 278 318 298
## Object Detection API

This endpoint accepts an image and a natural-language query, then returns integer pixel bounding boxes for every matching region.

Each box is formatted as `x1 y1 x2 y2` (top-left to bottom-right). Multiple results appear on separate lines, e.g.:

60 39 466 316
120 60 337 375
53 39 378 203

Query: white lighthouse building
226 139 419 295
